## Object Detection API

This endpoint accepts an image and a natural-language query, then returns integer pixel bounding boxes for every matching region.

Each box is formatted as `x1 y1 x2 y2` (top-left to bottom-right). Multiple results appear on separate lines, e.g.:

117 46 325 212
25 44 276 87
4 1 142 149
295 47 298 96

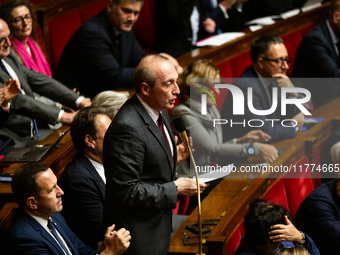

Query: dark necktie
0 61 10 77
157 113 174 169
267 82 276 104
47 220 71 255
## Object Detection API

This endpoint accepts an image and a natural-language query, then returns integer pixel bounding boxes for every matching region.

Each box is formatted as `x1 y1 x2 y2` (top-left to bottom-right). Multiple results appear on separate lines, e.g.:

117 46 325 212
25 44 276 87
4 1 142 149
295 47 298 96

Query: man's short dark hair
244 199 292 245
250 35 284 63
133 54 168 93
70 107 109 151
110 0 144 7
12 162 49 207
331 0 340 14
0 0 33 26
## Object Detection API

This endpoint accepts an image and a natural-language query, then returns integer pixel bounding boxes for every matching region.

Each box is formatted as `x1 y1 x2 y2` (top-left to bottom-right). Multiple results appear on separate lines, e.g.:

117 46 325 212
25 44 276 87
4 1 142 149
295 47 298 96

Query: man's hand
236 130 271 144
292 111 304 129
176 136 193 165
60 111 78 125
273 74 297 97
100 224 131 255
160 53 183 75
203 18 216 33
259 144 278 163
79 98 92 108
1 79 20 107
174 178 209 196
269 216 303 244
221 0 237 9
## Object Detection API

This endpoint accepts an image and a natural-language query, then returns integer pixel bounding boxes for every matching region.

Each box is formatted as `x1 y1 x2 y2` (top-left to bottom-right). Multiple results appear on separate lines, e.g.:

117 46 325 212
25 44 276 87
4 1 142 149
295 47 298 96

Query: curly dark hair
0 0 37 40
244 199 293 245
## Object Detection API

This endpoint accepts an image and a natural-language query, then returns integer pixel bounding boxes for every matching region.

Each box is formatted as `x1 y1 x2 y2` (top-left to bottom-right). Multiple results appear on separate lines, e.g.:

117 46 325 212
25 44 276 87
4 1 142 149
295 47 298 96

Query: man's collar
327 19 340 44
136 94 159 124
24 209 50 229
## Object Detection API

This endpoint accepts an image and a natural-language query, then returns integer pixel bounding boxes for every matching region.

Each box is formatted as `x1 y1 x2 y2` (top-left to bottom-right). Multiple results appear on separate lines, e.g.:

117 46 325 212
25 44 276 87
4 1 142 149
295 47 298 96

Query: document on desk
302 0 322 12
193 164 234 183
245 16 276 26
195 32 245 47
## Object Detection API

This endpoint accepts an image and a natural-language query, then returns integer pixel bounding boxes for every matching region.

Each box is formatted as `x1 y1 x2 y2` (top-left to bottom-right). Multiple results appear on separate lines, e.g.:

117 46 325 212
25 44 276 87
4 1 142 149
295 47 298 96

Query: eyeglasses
0 35 12 46
262 56 292 67
13 13 32 25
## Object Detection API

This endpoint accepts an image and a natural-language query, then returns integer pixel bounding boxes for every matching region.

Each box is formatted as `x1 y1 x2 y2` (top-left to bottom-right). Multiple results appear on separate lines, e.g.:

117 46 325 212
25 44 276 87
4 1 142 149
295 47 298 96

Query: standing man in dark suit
103 54 208 255
293 0 340 107
2 162 131 255
54 0 183 98
221 35 304 143
0 19 91 146
59 107 111 250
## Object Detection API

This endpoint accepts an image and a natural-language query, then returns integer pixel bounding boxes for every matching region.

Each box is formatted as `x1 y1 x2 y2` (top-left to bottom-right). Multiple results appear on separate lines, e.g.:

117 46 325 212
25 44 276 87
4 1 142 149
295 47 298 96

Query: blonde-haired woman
273 246 310 255
92 91 129 119
170 59 278 178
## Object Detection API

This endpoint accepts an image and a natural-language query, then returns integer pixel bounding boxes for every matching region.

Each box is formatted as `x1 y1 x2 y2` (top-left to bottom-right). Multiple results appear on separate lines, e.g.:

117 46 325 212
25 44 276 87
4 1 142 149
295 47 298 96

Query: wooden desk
169 97 340 254
0 125 77 208
177 3 330 68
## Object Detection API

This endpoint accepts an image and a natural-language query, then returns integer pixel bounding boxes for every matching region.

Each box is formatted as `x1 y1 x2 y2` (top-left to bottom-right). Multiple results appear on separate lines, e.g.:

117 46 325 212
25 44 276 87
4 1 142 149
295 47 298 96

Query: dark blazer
1 209 97 255
221 66 299 143
155 0 205 58
0 108 10 128
295 179 340 255
0 53 79 137
58 152 105 250
54 10 147 98
292 18 340 107
103 94 178 255
200 0 293 32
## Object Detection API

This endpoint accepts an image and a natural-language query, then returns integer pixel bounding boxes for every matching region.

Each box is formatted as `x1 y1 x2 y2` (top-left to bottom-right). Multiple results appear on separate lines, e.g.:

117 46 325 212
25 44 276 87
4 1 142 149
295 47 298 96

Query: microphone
173 116 190 150
173 116 205 255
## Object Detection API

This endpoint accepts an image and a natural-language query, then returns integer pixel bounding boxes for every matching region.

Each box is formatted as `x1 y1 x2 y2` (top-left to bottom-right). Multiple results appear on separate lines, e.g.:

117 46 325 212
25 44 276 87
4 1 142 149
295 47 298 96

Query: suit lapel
321 19 340 66
78 152 106 196
51 215 79 255
131 95 175 176
19 210 68 255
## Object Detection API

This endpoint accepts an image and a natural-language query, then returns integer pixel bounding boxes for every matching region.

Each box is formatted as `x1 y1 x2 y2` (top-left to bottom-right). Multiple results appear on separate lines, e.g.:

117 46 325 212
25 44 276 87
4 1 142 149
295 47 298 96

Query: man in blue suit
221 35 304 144
1 162 131 255
59 107 111 250
293 0 340 107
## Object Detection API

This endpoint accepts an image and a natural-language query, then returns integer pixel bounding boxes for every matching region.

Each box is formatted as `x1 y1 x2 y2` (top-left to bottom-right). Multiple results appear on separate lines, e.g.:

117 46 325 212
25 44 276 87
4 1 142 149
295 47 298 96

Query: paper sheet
195 32 245 47
193 164 234 183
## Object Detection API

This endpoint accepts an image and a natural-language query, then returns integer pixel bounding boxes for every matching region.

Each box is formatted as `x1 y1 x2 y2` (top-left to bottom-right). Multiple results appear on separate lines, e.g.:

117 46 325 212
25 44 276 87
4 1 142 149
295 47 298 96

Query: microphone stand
178 131 205 255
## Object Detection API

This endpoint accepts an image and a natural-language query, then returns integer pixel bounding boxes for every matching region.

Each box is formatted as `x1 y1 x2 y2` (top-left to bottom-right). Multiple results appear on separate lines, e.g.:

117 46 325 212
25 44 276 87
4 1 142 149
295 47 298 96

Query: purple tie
157 113 174 170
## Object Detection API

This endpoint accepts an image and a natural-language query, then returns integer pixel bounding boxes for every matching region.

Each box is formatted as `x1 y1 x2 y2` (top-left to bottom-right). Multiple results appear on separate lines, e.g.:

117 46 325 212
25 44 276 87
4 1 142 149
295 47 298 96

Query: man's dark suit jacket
54 10 147 98
293 18 340 107
0 53 79 137
58 152 105 250
155 0 205 58
1 209 97 255
103 94 178 255
200 0 293 32
294 179 340 255
221 66 299 143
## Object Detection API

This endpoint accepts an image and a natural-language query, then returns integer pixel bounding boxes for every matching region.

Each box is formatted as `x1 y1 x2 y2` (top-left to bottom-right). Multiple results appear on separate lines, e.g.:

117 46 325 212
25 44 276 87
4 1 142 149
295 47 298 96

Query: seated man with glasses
0 18 91 147
221 35 304 143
